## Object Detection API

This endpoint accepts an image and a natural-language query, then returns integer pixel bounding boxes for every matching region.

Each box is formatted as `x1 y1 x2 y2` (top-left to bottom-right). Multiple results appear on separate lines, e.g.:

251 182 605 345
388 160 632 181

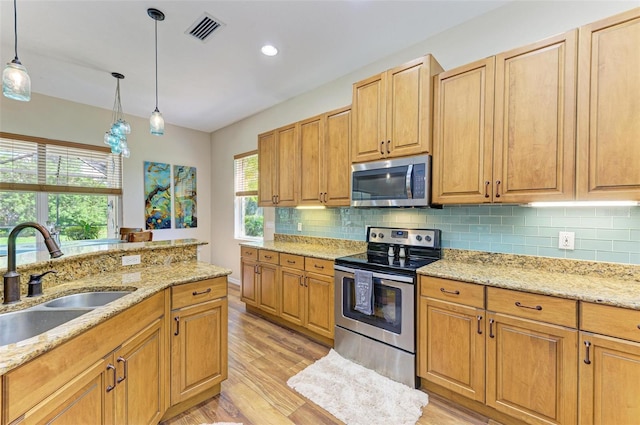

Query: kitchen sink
41 291 133 308
0 309 92 346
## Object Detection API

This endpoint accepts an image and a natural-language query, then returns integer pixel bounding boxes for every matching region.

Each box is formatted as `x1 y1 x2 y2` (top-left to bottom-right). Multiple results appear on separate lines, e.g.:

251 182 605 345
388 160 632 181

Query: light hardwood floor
161 283 493 425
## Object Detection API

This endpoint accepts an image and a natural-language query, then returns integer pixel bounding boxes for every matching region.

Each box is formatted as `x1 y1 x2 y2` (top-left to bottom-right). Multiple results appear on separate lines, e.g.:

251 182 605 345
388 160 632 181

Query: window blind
0 132 122 195
234 150 258 197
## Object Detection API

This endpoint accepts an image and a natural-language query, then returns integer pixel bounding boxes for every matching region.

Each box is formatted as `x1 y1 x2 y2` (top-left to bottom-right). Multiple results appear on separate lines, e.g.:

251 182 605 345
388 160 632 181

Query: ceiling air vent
185 13 225 42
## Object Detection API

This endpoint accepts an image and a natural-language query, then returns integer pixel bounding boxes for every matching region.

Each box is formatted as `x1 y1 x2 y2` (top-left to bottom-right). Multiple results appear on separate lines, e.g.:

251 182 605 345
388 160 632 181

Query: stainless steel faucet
3 222 64 304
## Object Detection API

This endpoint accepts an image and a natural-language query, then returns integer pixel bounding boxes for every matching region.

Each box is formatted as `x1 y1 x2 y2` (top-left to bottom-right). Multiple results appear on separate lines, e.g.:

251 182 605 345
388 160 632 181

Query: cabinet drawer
420 276 484 308
305 257 333 276
280 253 304 270
240 247 258 258
172 277 227 310
258 250 279 264
581 302 640 343
487 287 577 328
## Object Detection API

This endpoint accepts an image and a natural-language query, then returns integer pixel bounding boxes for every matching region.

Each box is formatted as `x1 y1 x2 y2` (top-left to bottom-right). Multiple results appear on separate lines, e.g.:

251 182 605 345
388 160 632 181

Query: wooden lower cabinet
486 312 578 425
257 263 279 316
419 297 485 402
280 266 305 327
240 249 280 316
304 272 334 339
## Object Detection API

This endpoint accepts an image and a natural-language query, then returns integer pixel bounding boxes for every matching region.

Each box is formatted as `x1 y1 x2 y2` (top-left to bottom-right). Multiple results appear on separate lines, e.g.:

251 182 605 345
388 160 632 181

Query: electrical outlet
558 232 575 250
122 254 141 266
297 222 302 231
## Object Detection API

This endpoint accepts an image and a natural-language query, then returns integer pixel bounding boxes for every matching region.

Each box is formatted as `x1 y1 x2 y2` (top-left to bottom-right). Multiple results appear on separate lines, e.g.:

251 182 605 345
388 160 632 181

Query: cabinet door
257 263 279 316
577 8 640 200
432 57 495 204
352 72 386 163
280 267 305 326
386 56 435 157
114 317 165 425
171 299 228 405
418 298 485 402
486 312 578 425
494 30 577 203
276 124 298 206
324 107 351 206
299 115 324 205
18 359 113 425
257 131 276 206
579 332 640 425
305 272 334 339
240 259 258 307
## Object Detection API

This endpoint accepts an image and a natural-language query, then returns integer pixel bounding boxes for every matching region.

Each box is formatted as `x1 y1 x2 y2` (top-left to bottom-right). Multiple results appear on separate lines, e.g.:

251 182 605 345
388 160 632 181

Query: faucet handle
27 270 57 298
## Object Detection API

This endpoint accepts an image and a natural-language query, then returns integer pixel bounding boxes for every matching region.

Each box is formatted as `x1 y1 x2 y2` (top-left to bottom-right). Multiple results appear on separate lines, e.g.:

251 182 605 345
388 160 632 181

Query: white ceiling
0 1 509 133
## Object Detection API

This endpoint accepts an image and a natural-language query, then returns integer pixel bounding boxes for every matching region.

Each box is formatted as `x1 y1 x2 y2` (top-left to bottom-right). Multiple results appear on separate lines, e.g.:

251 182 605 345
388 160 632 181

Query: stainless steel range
334 226 441 388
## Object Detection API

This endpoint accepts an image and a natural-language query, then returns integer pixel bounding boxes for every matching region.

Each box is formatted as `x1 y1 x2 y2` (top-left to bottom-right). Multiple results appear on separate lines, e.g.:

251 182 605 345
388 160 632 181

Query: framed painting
144 161 171 229
174 165 197 228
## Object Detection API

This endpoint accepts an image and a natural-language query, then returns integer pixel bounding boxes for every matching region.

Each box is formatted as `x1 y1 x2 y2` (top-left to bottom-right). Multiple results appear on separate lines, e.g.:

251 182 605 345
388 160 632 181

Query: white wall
211 0 639 282
0 93 213 262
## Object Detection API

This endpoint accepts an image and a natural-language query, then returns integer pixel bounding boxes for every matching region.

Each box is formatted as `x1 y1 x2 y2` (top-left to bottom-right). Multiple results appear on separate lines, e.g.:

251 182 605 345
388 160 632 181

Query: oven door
334 265 415 353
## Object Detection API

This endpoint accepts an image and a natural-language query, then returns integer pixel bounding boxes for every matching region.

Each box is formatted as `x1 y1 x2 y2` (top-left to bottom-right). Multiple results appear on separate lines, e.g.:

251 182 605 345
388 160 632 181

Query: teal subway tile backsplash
275 205 640 265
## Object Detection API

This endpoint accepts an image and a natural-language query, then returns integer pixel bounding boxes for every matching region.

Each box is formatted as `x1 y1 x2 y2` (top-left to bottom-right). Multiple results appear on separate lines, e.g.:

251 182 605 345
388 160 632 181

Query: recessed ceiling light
261 45 278 56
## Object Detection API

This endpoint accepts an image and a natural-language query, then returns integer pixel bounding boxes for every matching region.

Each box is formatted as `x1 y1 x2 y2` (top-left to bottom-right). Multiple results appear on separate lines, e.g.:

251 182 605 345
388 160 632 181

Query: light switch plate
297 222 302 231
558 232 575 250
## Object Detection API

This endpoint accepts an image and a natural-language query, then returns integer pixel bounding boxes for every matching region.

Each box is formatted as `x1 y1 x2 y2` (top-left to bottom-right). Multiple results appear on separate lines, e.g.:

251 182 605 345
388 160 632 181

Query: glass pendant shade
104 72 131 157
150 108 164 136
2 60 30 101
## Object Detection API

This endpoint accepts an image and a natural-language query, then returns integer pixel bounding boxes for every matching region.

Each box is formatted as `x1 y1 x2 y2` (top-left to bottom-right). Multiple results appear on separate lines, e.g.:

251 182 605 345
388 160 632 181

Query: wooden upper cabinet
432 57 495 204
434 30 577 204
257 124 298 207
352 55 442 163
298 106 351 207
494 30 577 203
577 8 640 200
257 131 276 206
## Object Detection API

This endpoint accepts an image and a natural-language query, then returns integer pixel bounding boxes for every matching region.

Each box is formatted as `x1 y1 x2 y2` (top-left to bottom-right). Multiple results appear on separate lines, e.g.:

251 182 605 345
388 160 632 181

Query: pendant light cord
154 18 159 111
13 0 19 61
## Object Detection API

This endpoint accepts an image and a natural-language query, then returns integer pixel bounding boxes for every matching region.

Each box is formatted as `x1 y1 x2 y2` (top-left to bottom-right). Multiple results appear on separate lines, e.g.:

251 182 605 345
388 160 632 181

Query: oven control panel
367 227 439 248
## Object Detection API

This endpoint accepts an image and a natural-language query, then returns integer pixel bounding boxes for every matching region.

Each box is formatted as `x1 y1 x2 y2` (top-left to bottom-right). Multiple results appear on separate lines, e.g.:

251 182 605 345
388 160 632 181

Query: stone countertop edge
418 260 640 311
0 261 231 375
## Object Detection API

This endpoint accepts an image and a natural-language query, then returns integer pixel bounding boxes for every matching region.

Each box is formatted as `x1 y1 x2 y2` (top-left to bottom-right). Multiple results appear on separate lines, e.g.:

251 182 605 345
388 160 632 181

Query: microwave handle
406 164 413 199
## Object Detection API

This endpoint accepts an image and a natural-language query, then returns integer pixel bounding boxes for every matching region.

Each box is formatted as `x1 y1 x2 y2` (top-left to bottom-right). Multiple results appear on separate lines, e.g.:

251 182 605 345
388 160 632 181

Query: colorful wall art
174 165 197 228
144 161 172 229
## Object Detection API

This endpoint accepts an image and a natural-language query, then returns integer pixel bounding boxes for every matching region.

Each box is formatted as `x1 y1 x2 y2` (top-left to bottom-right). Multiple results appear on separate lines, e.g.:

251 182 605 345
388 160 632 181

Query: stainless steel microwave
351 155 431 207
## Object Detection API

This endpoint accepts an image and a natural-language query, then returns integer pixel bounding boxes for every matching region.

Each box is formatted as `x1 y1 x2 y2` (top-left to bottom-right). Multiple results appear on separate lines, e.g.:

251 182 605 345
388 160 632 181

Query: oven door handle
405 164 413 199
334 265 414 284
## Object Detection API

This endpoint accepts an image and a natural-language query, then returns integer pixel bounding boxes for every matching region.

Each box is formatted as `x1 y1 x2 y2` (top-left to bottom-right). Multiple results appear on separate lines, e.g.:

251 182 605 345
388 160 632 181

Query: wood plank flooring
161 283 493 425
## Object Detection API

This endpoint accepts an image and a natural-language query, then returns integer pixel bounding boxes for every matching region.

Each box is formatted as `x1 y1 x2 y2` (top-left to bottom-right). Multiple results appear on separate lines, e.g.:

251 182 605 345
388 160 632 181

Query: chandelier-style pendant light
2 0 31 101
148 8 165 136
104 72 131 158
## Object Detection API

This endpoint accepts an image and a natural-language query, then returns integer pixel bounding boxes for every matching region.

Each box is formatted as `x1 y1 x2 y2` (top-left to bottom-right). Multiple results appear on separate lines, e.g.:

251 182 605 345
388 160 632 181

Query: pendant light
104 72 131 158
148 8 165 136
2 0 31 101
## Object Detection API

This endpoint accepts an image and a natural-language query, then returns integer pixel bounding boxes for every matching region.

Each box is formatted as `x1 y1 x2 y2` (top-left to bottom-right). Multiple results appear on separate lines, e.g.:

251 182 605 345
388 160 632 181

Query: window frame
234 150 263 241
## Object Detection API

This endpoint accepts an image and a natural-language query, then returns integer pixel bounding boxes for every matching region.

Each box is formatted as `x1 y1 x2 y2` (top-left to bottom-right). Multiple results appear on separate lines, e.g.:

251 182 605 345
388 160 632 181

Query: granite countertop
419 253 640 311
0 261 231 375
240 237 365 261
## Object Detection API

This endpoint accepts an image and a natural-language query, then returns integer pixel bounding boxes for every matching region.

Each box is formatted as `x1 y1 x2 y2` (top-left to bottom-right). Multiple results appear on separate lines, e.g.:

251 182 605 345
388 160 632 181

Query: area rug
287 349 428 425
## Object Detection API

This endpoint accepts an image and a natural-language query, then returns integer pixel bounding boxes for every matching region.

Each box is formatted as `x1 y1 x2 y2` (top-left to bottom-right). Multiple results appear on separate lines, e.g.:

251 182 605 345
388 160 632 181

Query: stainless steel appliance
334 226 441 387
351 154 431 208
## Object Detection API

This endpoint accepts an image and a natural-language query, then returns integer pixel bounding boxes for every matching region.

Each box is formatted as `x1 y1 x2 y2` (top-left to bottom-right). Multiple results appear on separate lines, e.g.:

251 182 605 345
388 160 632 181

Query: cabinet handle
584 340 592 365
314 264 324 269
116 356 127 383
287 259 296 264
386 140 391 154
489 318 495 338
275 195 279 204
477 315 483 335
264 255 273 259
495 180 501 198
380 141 385 155
319 193 323 202
440 287 460 296
304 277 308 287
323 192 328 203
192 287 211 296
271 195 276 204
484 181 490 198
515 301 542 311
174 316 180 336
299 276 304 286
106 364 116 392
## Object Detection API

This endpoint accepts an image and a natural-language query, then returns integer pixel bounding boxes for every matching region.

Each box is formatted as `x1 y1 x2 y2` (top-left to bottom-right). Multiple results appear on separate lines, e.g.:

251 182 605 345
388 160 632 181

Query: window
234 151 262 240
0 132 122 254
